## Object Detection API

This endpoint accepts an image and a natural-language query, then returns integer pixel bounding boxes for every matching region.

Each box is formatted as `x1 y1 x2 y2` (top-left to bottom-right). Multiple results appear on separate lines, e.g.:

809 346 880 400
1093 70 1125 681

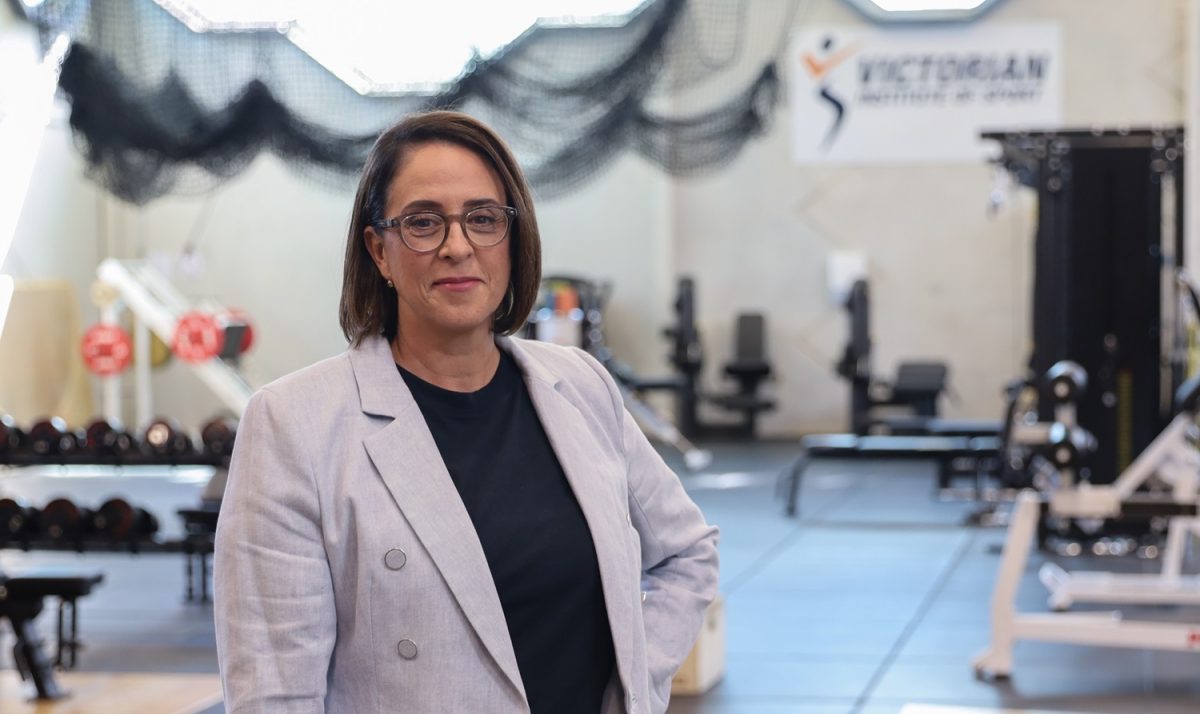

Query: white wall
537 156 673 378
1 0 1192 437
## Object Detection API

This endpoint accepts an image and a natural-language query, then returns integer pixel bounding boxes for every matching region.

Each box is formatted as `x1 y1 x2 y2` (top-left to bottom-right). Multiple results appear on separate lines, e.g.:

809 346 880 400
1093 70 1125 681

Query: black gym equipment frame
528 275 776 441
780 278 1003 517
784 129 1187 517
836 278 988 436
984 128 1187 485
783 361 1084 518
0 570 104 700
662 277 776 440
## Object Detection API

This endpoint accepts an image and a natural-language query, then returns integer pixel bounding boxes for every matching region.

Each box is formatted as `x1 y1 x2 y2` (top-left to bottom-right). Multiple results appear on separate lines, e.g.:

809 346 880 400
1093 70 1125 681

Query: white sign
790 23 1062 164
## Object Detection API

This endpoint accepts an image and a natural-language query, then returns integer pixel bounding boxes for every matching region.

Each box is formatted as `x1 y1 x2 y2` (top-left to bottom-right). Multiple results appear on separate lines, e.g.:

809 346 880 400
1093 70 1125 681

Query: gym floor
1 444 1198 713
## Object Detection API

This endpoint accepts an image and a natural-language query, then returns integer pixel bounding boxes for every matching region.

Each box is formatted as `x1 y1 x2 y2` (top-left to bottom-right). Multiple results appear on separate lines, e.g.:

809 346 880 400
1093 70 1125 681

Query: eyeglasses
372 205 517 254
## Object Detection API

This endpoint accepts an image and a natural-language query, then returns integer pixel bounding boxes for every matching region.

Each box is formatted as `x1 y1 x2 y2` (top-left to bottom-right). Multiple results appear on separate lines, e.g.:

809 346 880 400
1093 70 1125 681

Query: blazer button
384 548 407 570
397 639 418 660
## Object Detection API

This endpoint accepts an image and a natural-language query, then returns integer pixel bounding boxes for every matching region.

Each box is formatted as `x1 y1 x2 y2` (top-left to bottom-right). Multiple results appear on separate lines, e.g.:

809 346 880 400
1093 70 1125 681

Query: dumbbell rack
1 444 228 603
0 536 215 600
0 496 219 604
94 258 253 428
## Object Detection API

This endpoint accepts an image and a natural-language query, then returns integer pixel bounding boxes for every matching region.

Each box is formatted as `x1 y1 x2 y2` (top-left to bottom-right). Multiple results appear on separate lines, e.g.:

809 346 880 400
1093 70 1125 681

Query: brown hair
339 111 541 345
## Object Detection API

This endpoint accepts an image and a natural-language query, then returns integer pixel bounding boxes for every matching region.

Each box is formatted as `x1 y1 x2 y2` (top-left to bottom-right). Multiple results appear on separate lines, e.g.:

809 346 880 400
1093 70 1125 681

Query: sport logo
800 36 860 150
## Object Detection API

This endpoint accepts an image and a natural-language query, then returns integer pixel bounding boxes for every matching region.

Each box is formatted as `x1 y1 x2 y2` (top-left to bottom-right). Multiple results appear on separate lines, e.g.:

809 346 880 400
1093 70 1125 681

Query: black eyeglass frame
371 205 518 254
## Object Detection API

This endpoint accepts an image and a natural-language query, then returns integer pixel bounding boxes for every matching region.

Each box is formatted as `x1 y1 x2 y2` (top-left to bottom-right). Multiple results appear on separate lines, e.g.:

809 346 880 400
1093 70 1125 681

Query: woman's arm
573 348 720 713
214 388 337 713
621 405 720 713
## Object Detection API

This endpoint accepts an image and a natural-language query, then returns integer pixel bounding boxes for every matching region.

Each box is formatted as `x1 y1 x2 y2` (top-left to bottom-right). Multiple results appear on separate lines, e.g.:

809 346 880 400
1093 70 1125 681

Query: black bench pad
1 571 105 599
801 434 1001 458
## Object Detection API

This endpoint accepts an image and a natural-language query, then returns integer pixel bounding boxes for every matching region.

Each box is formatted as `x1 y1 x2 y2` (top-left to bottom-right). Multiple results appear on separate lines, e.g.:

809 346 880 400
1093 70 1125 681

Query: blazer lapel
350 337 525 701
505 339 636 696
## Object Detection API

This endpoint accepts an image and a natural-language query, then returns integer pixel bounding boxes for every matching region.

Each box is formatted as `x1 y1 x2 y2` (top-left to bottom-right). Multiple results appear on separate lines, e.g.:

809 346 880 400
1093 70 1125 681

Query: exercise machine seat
890 362 948 400
724 313 772 382
867 415 1001 438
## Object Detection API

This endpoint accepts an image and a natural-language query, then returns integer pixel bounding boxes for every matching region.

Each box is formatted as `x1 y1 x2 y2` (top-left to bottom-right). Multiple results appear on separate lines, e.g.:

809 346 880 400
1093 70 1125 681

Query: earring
386 278 394 289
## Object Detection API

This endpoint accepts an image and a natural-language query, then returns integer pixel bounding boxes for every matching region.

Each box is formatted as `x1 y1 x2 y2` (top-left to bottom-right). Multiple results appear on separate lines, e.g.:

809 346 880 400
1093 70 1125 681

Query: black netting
21 0 796 205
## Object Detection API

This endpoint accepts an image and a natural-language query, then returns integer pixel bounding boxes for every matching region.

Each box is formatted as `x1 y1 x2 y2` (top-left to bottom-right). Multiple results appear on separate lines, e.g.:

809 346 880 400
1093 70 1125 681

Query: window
842 0 1005 23
153 0 648 94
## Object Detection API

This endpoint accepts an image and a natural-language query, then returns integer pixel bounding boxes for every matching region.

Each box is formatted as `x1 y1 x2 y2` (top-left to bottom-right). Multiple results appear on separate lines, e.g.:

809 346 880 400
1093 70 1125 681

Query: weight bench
0 569 104 699
867 415 1002 438
784 434 1002 516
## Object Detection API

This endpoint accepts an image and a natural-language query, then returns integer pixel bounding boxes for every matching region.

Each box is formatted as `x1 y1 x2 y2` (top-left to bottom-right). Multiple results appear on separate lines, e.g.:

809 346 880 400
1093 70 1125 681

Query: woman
214 111 719 714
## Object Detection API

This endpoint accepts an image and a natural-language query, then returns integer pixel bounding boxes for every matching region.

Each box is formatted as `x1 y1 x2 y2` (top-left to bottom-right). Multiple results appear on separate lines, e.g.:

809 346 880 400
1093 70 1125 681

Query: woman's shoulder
505 336 604 381
504 337 621 411
253 350 356 409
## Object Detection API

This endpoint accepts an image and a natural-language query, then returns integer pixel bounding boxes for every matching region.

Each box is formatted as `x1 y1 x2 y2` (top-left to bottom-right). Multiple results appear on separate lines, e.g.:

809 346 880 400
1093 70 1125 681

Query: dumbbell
92 498 159 541
41 498 93 545
0 414 27 456
200 416 239 458
142 418 194 462
84 418 137 460
28 417 83 457
0 497 39 544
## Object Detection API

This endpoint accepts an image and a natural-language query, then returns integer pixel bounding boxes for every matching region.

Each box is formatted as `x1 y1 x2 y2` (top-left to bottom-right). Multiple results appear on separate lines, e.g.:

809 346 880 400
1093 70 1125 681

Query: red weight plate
172 312 222 363
80 323 133 377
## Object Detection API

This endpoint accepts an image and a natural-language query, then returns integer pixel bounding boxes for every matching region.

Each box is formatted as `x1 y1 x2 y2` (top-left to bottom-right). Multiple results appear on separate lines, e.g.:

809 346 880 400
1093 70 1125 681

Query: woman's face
365 141 512 342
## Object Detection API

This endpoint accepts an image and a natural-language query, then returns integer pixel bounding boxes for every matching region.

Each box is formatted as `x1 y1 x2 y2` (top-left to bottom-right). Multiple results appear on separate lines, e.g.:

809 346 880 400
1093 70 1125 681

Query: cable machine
984 127 1187 485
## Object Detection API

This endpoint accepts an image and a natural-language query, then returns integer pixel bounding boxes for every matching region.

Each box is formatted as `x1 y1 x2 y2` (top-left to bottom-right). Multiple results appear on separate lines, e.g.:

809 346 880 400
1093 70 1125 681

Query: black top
398 351 615 713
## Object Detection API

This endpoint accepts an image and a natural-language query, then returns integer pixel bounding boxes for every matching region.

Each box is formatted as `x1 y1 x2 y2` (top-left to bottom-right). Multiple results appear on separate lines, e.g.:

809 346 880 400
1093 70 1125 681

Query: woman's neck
392 327 500 393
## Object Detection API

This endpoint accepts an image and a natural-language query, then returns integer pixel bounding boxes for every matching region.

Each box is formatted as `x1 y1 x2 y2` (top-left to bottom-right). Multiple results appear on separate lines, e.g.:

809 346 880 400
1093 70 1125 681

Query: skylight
870 0 989 10
154 0 648 95
842 0 1004 22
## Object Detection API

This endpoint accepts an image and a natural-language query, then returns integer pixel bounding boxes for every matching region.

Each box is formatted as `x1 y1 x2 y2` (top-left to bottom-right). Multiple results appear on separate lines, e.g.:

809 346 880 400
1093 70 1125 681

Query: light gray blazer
214 334 719 713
